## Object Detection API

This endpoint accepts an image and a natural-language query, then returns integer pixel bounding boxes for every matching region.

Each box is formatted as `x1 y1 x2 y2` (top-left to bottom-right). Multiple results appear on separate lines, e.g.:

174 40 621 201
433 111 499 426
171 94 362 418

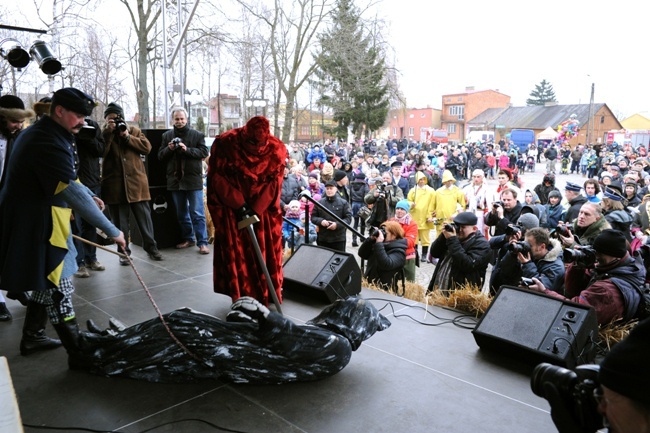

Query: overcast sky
6 0 649 120
378 0 650 119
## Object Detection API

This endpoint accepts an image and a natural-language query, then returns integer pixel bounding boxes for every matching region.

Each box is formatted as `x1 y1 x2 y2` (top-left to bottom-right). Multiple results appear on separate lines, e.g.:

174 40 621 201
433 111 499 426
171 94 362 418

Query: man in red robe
207 116 287 307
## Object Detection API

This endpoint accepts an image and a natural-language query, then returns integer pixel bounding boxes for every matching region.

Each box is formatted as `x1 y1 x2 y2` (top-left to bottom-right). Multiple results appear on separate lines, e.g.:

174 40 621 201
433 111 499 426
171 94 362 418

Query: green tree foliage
313 0 389 139
526 79 557 106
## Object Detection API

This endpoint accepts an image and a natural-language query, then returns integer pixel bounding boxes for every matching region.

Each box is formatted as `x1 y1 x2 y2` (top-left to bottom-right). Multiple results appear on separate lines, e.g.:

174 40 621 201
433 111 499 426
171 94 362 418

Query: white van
466 130 494 144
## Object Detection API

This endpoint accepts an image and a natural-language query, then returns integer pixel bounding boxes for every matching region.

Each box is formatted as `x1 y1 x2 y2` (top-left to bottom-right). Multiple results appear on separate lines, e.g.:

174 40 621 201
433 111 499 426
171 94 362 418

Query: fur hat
32 96 51 117
0 95 35 119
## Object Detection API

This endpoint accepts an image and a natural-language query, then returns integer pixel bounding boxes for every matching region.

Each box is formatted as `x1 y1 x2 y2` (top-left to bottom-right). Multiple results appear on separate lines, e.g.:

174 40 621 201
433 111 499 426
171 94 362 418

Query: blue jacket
520 239 565 293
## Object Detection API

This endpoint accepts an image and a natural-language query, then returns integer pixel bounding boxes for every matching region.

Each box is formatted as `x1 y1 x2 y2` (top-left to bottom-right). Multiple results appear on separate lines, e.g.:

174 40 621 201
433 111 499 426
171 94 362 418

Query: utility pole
586 82 595 146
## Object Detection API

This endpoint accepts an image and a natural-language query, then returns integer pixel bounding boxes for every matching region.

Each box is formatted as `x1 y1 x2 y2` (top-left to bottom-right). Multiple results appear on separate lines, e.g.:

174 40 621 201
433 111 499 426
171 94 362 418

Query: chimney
465 86 475 92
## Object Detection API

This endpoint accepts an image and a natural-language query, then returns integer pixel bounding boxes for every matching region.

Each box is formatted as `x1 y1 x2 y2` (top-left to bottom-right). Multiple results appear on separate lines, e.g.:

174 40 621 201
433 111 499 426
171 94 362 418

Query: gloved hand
235 204 255 221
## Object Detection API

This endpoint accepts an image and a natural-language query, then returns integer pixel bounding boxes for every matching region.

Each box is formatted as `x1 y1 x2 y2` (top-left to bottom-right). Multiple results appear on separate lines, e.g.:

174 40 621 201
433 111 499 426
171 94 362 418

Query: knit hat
288 200 301 209
548 190 562 200
593 229 627 258
103 102 124 118
308 171 319 180
599 318 650 406
354 172 366 180
0 94 35 119
52 88 96 116
520 204 540 218
516 213 539 230
333 170 347 182
600 171 613 179
395 200 410 211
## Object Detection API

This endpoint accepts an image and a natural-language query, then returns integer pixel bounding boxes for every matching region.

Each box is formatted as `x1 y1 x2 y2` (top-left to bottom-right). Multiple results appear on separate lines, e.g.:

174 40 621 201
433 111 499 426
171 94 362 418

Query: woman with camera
357 221 407 291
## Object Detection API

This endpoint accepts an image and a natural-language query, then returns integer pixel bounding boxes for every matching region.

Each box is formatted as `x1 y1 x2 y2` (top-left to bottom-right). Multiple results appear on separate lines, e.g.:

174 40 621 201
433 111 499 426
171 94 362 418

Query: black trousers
108 201 158 254
317 239 346 252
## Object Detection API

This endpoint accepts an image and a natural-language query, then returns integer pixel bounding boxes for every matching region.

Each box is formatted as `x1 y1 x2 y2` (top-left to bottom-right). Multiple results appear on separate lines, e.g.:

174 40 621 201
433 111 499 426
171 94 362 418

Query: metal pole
300 192 365 240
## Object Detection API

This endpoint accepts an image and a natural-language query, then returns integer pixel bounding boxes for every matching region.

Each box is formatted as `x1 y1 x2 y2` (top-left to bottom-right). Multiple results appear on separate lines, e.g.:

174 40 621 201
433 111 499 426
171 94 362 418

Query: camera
444 222 458 233
554 225 571 238
172 137 182 149
113 116 128 133
507 240 531 255
376 181 388 198
520 277 534 286
563 246 597 267
370 226 386 238
493 201 503 209
531 363 603 432
505 223 522 237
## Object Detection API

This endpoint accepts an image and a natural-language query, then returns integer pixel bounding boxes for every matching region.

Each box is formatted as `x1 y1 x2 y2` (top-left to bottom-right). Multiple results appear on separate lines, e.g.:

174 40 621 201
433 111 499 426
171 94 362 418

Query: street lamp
244 98 267 118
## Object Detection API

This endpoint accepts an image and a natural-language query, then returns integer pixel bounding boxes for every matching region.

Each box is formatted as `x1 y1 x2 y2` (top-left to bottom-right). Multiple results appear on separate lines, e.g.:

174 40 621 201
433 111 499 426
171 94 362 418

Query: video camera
376 181 389 198
369 226 386 239
113 116 128 133
531 362 603 432
563 246 597 267
507 240 531 255
172 137 182 149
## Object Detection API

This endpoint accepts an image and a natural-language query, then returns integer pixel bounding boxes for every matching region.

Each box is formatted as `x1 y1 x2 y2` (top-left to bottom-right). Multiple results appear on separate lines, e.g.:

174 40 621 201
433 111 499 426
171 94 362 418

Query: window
449 105 464 116
447 124 457 134
409 114 414 118
392 127 397 136
421 113 426 118
408 127 414 136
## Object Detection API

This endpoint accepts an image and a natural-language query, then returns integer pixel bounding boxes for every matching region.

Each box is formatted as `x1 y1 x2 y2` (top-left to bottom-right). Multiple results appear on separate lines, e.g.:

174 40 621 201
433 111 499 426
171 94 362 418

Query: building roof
467 103 608 129
621 113 650 130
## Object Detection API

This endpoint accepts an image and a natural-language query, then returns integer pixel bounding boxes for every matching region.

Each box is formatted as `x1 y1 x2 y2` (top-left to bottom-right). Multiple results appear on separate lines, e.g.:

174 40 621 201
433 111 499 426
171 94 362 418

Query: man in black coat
158 107 210 254
312 180 353 252
427 212 491 293
484 188 523 236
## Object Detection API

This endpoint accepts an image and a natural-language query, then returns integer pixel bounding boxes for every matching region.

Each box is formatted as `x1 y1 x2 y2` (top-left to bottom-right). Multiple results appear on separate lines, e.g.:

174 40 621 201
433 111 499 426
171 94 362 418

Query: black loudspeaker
472 286 599 369
130 187 181 249
283 245 362 302
142 129 168 188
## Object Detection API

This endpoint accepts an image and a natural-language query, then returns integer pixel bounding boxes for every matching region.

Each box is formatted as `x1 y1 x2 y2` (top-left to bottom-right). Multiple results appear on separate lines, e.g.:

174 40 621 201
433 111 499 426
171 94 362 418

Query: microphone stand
299 191 366 241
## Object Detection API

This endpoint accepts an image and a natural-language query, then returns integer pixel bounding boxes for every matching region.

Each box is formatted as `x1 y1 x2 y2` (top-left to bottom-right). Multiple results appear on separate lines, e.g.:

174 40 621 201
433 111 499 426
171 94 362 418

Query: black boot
52 318 94 370
20 302 62 355
352 234 358 247
0 302 11 321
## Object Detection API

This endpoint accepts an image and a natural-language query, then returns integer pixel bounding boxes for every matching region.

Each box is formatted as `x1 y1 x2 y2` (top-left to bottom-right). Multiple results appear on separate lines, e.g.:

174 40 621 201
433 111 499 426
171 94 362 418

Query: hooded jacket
520 238 565 292
358 237 407 290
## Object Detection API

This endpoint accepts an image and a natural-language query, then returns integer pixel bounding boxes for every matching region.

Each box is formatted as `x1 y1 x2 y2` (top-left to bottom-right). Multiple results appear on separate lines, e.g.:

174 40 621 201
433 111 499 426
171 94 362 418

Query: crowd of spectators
281 136 650 326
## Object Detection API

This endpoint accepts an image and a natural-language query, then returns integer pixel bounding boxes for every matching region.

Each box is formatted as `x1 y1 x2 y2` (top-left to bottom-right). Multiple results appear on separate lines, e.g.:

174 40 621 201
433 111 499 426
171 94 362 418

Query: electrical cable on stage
364 297 479 329
23 417 254 432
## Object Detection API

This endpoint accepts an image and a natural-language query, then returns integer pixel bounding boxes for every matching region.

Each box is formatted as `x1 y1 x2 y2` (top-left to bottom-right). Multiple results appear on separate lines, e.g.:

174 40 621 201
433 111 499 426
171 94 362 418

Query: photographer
535 317 650 433
527 229 647 325
557 202 611 248
158 107 210 254
485 188 523 236
311 180 352 252
102 102 163 263
427 212 491 294
365 171 403 229
357 221 407 291
516 227 565 293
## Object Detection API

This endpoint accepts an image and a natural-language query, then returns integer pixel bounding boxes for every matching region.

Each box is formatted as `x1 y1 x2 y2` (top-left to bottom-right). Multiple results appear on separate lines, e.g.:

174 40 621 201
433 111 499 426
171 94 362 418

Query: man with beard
159 107 210 254
427 212 491 293
0 95 35 320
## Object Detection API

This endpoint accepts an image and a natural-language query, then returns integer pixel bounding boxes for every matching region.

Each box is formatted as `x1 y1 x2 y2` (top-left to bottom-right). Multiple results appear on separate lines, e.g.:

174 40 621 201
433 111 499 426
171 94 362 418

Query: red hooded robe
207 116 287 306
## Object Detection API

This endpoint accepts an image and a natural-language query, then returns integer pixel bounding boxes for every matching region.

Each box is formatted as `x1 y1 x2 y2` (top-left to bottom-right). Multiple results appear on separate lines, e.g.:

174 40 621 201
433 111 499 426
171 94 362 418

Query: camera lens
530 363 577 398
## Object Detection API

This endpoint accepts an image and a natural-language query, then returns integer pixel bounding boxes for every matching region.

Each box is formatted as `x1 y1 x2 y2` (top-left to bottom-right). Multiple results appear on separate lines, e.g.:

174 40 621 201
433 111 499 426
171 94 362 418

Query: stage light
29 40 61 75
0 38 30 69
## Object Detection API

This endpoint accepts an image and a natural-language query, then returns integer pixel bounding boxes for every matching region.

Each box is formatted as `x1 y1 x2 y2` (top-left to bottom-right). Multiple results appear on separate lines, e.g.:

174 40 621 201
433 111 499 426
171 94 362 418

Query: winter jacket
604 209 634 241
564 195 588 223
428 231 491 292
545 203 565 229
358 238 407 290
159 127 209 191
311 193 352 243
520 239 565 292
349 179 369 203
485 202 523 236
571 216 611 246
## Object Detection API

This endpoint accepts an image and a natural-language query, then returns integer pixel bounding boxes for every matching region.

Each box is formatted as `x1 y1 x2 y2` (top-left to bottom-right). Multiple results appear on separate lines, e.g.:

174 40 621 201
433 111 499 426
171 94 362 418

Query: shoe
175 240 196 249
0 303 11 321
87 261 105 271
119 256 130 266
198 245 210 255
147 249 164 261
74 266 90 278
19 302 62 355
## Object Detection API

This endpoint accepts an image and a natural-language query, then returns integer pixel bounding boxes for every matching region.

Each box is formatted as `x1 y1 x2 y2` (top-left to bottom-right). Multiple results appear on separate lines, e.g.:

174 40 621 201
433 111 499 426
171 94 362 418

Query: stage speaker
472 286 599 369
283 245 362 303
142 129 168 188
130 187 181 249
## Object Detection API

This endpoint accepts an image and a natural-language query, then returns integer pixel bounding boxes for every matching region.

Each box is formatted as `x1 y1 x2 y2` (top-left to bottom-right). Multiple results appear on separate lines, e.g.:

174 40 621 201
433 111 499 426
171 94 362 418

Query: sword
238 215 283 315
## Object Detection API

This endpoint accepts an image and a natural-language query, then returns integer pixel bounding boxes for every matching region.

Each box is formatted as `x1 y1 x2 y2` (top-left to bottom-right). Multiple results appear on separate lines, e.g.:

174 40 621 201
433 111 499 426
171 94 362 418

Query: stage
0 243 555 433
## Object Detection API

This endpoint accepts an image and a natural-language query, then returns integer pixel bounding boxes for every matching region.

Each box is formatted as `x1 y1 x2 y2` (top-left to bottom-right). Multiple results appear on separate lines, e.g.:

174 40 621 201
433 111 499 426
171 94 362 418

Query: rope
72 235 209 366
